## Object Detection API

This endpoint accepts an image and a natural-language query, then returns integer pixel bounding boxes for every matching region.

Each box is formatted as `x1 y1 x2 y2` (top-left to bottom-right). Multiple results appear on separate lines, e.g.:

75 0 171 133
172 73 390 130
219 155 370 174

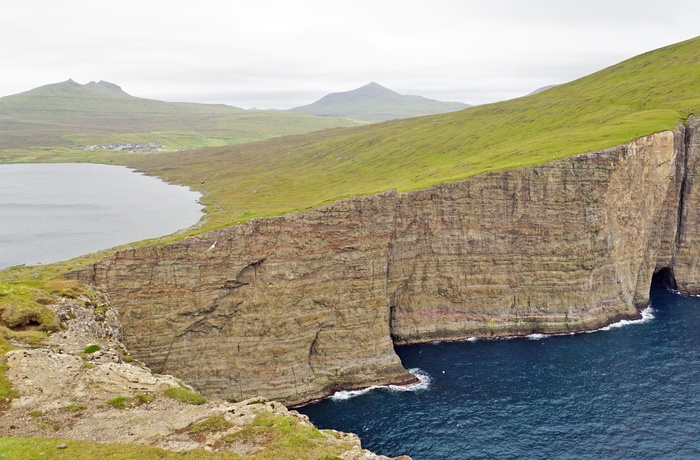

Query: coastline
296 304 655 407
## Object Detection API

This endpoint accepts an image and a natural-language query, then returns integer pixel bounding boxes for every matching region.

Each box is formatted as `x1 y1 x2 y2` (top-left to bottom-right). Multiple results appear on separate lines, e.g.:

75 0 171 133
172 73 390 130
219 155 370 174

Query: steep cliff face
388 126 683 342
670 117 700 291
70 117 700 406
73 193 418 406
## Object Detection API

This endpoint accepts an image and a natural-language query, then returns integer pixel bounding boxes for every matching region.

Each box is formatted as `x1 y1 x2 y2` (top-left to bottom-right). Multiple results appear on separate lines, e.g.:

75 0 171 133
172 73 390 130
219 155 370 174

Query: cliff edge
0 289 406 459
70 116 700 406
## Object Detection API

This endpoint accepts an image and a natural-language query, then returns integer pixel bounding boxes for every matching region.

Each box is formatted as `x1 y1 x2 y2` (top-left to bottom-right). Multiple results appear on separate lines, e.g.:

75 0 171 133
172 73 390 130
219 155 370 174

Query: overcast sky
2 1 698 109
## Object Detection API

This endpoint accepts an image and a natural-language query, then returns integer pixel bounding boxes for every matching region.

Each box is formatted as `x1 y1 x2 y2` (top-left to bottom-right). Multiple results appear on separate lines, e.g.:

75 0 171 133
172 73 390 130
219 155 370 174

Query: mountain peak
353 82 399 97
85 80 128 95
289 82 470 122
361 81 387 90
26 79 133 99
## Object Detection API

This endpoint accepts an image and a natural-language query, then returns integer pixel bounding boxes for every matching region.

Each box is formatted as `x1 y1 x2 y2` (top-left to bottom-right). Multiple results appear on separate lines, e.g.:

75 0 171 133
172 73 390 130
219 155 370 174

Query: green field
0 79 361 157
3 38 699 234
106 36 700 232
0 39 698 234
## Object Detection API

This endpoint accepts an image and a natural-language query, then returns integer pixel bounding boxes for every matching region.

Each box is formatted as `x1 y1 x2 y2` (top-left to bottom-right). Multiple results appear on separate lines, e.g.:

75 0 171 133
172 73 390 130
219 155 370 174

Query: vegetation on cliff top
0 266 93 408
0 437 240 459
0 412 355 459
1 37 699 234
104 35 700 231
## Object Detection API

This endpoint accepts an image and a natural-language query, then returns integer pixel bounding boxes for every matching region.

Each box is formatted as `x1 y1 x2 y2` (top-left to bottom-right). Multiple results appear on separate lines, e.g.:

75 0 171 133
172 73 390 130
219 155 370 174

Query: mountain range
0 80 360 154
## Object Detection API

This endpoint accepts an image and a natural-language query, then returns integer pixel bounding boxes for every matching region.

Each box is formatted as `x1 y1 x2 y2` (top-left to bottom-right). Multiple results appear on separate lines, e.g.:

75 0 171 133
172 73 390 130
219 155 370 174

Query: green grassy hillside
288 81 470 122
115 36 700 232
0 80 361 154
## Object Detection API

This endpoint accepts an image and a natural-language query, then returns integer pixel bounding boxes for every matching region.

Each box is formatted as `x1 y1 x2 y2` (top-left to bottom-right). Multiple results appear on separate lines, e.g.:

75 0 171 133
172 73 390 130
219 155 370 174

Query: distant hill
0 80 360 153
288 82 470 122
526 84 559 96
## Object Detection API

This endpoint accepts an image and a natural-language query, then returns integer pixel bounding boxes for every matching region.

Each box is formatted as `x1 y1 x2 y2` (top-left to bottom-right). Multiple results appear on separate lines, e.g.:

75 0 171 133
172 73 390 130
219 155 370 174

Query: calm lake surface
299 286 700 459
0 163 203 269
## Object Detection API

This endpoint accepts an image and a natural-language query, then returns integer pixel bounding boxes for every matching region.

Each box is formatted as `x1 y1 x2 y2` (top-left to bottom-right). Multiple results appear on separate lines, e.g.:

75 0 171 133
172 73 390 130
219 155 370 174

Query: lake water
299 286 700 459
0 163 203 269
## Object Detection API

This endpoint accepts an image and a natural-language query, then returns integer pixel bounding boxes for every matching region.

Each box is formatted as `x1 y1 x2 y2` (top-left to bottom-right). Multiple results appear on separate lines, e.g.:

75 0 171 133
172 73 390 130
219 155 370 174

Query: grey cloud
1 1 699 109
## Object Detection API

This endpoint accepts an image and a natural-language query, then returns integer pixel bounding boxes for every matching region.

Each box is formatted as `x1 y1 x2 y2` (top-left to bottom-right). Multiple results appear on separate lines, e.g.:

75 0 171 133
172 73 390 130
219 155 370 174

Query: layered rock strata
71 117 700 406
2 293 405 460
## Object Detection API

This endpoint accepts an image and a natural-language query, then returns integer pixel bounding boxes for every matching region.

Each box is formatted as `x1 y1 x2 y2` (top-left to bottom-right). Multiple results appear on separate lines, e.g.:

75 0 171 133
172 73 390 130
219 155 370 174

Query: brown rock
669 116 700 291
70 117 700 406
1 294 387 460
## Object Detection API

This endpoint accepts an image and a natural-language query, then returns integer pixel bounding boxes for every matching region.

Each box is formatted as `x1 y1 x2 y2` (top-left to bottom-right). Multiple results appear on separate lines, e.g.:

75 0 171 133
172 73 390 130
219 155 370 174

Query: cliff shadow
652 267 678 291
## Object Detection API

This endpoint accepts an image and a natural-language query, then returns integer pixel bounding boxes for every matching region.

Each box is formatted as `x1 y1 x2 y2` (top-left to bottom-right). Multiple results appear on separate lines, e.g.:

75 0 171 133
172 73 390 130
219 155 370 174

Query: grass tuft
189 415 232 434
60 403 86 412
0 273 97 410
0 340 18 410
222 413 351 459
134 393 154 405
162 386 207 405
82 344 100 354
106 396 130 410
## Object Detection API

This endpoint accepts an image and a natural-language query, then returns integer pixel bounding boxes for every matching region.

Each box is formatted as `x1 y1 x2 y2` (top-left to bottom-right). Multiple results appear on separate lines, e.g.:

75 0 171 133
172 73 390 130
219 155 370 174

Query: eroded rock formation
2 293 403 460
70 116 700 406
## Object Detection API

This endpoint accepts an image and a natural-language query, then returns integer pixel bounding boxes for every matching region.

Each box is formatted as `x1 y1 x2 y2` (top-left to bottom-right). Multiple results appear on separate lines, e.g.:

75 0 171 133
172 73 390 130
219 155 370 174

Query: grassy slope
0 80 361 154
1 412 352 459
116 36 700 231
0 438 240 460
4 38 698 232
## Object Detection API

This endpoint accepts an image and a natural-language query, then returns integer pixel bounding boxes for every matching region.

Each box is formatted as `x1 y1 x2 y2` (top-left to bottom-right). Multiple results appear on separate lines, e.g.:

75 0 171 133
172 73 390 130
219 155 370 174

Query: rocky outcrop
70 117 700 406
1 293 405 460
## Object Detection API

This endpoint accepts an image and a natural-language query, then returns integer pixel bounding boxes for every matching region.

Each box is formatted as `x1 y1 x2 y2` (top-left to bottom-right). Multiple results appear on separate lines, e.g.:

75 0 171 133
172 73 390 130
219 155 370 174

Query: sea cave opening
652 267 678 291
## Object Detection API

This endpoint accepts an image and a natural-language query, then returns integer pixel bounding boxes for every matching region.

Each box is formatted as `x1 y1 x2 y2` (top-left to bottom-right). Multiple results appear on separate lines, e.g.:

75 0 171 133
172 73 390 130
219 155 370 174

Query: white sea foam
410 306 656 348
590 306 655 333
527 333 547 340
388 368 432 392
330 368 432 401
330 387 374 401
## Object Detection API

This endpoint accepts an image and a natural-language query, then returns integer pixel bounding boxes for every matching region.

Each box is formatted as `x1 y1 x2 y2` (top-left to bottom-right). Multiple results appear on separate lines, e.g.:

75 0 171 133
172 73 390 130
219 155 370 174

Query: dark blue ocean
298 286 700 459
